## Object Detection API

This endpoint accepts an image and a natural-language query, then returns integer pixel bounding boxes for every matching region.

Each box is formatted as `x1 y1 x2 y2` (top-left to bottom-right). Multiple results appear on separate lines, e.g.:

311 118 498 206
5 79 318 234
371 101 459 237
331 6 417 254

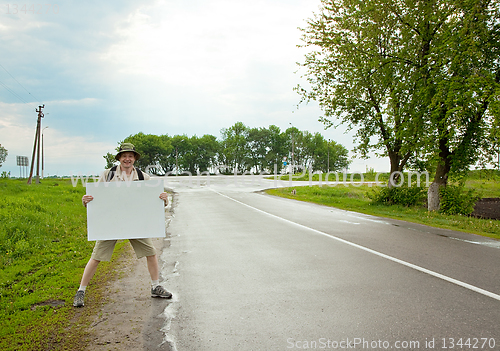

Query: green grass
266 183 500 240
0 178 128 350
464 180 500 198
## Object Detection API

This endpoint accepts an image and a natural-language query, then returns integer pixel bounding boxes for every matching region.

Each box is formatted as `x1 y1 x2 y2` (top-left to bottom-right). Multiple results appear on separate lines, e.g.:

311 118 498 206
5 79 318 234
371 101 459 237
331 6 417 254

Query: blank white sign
85 180 166 241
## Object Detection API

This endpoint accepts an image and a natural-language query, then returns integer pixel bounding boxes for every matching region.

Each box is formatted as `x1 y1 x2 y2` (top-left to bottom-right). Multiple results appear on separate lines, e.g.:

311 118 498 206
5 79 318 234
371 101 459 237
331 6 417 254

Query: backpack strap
136 169 144 180
106 165 144 181
106 165 118 182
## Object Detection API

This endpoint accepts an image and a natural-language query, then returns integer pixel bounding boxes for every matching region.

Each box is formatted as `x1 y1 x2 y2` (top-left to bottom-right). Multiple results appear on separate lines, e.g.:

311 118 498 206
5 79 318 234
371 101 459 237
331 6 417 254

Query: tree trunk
427 181 441 211
428 137 451 211
428 172 449 211
387 150 412 188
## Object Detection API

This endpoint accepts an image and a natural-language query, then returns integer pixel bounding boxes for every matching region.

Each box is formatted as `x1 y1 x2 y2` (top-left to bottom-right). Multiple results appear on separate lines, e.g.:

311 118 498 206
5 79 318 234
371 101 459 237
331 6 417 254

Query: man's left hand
159 192 169 205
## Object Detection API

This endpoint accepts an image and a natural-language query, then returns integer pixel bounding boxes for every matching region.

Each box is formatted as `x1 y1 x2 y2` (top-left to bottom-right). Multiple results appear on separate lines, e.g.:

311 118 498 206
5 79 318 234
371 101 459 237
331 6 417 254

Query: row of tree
105 123 351 175
297 0 500 210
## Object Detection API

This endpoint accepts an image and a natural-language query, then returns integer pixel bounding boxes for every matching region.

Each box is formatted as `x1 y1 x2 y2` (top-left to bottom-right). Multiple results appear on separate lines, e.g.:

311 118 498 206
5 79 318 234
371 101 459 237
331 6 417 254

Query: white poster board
85 180 166 241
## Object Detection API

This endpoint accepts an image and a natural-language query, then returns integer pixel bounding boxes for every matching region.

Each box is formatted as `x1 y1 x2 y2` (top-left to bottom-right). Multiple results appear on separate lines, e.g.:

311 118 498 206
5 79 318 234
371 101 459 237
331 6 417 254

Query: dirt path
83 197 175 351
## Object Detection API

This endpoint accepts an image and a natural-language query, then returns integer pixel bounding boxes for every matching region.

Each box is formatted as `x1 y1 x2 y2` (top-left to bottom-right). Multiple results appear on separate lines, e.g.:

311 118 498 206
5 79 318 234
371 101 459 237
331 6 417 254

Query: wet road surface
148 176 500 351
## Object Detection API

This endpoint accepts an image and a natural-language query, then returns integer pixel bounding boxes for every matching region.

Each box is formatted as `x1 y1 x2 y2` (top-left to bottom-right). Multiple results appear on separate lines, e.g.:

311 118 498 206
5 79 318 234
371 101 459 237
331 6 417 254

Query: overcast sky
0 0 387 177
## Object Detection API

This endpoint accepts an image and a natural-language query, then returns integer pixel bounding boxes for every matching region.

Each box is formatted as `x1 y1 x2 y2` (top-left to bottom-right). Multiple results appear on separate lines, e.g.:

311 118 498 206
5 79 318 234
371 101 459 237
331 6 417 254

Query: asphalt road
151 175 500 351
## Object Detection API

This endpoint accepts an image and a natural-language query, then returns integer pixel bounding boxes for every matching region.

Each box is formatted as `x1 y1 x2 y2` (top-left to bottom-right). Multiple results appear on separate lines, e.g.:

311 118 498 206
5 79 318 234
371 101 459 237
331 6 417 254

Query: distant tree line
105 122 351 175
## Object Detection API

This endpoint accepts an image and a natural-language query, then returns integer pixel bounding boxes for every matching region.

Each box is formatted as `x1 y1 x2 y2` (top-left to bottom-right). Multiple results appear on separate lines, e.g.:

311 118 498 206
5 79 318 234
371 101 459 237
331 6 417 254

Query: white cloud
0 0 391 176
45 98 101 106
103 0 314 89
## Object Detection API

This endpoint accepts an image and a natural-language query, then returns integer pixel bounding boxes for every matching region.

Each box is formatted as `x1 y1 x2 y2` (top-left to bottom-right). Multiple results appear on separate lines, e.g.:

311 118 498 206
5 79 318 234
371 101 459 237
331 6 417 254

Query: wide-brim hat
115 142 141 160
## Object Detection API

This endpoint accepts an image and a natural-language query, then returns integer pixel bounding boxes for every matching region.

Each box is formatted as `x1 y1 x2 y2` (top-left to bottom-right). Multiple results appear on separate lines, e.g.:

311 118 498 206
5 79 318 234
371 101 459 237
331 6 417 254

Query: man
73 142 172 307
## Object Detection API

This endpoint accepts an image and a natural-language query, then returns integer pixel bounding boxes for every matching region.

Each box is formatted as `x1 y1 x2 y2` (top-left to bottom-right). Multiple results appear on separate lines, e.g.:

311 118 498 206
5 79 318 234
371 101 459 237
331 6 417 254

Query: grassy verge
0 178 127 350
265 184 500 240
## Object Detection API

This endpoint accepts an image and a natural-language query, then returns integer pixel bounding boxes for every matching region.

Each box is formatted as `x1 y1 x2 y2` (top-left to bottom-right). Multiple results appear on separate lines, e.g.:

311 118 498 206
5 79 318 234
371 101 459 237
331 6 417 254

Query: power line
0 78 31 104
0 61 43 105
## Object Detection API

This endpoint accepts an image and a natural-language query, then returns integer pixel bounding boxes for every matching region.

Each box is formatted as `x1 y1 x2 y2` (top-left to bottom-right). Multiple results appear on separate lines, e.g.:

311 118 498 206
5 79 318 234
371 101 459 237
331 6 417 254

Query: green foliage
297 0 500 199
296 0 424 174
247 126 275 173
219 121 250 173
439 184 480 216
161 134 219 175
103 152 116 169
121 132 173 174
368 184 427 207
117 124 351 175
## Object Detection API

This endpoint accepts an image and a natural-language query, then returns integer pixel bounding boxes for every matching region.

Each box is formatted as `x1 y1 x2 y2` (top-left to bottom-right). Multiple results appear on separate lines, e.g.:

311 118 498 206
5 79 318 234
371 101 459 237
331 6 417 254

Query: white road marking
213 190 500 302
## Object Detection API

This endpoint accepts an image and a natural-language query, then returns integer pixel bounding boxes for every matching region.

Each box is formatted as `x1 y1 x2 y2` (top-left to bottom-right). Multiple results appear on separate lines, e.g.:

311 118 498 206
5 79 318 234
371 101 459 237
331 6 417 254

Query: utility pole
289 123 294 175
42 126 48 178
175 139 185 176
327 139 330 173
176 146 179 176
27 105 44 184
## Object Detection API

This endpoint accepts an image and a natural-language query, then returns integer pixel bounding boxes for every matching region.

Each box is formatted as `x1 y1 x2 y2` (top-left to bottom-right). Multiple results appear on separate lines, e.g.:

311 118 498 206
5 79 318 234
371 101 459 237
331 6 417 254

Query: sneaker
151 285 172 299
73 290 85 307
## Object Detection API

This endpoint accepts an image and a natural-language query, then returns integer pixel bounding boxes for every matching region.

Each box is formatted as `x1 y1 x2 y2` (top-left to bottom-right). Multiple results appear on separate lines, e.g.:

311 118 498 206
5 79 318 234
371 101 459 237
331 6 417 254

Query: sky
0 0 388 177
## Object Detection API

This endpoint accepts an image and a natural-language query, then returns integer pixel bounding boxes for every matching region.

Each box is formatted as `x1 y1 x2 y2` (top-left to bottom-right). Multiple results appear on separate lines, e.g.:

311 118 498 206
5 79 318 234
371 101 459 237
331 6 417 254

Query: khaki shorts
91 238 157 262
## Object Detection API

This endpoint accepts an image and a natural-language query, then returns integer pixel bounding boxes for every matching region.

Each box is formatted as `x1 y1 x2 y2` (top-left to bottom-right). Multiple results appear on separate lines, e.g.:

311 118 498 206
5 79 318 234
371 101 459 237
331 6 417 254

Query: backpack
106 165 144 182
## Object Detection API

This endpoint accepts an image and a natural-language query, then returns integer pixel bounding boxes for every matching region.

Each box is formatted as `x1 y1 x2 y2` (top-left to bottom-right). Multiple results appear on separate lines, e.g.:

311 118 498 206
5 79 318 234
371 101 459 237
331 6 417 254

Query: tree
121 132 172 174
103 152 116 169
314 138 351 173
421 0 500 209
297 0 424 181
159 135 187 174
297 0 500 210
0 144 7 168
285 126 305 172
263 125 289 173
247 127 272 173
195 134 219 173
181 135 219 174
219 122 249 173
179 136 196 174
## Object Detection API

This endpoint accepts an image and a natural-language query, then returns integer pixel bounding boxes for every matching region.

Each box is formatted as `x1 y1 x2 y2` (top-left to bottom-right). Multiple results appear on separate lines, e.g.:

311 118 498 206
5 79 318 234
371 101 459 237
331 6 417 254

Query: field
0 179 127 351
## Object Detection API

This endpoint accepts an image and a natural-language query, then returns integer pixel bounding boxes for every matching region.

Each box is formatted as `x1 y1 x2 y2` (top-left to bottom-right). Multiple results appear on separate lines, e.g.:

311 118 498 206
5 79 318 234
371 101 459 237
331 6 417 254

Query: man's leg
147 254 172 299
81 258 100 286
73 258 100 307
146 254 159 281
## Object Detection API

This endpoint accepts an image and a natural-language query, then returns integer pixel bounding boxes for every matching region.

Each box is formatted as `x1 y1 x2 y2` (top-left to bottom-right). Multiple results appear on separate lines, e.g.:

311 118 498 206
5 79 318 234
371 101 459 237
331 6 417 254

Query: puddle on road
338 219 360 225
